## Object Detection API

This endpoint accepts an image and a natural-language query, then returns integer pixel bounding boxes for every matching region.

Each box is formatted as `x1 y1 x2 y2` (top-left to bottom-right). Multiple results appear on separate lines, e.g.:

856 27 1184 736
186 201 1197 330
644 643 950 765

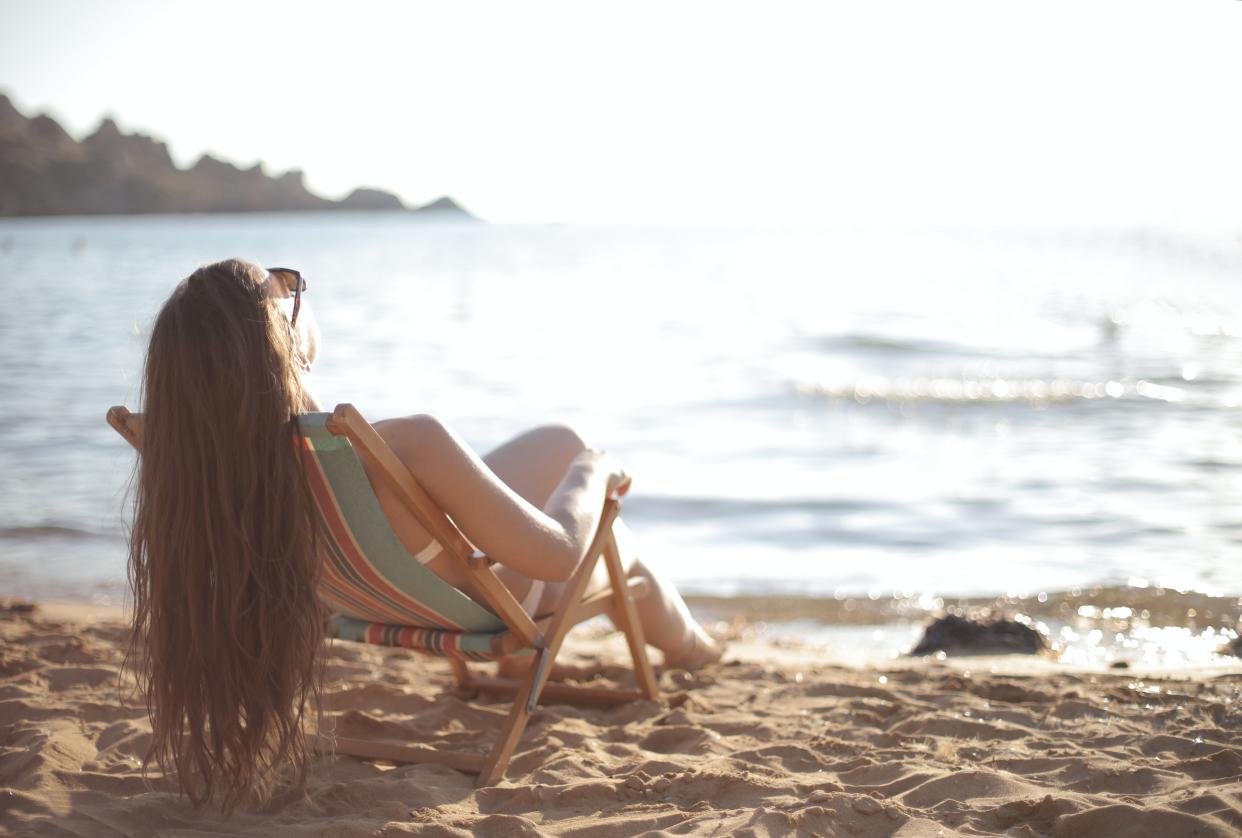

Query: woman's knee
525 423 588 462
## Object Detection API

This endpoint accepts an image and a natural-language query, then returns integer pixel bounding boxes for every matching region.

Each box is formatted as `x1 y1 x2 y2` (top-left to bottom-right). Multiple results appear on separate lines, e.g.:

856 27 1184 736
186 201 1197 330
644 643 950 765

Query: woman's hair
127 258 325 811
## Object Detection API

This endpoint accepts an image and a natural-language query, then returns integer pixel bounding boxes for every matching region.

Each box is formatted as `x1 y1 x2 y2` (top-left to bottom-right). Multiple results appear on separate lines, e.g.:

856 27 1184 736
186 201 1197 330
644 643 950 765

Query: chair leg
478 500 661 787
449 658 472 688
476 640 559 786
601 529 660 700
477 506 623 786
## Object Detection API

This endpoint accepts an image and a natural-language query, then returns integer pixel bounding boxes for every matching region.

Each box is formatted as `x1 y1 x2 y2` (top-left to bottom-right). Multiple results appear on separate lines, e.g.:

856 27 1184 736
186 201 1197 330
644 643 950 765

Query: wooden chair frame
107 402 661 787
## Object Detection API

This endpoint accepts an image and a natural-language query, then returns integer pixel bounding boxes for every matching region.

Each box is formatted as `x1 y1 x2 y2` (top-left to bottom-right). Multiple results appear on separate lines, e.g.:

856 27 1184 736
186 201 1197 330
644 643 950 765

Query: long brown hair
127 258 325 811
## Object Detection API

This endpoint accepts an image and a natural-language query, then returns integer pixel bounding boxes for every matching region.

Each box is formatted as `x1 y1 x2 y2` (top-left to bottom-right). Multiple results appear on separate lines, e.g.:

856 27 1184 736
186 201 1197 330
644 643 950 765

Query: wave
621 495 883 521
817 333 960 355
796 376 1191 406
811 332 1044 360
0 524 120 541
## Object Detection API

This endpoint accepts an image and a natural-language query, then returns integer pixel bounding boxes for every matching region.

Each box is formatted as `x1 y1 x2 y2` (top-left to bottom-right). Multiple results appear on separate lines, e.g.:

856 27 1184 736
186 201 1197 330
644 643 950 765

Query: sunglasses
267 267 307 328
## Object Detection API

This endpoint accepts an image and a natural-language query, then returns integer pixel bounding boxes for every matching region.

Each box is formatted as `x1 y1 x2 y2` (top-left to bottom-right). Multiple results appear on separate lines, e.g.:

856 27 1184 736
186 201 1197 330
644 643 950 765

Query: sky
1 0 1240 225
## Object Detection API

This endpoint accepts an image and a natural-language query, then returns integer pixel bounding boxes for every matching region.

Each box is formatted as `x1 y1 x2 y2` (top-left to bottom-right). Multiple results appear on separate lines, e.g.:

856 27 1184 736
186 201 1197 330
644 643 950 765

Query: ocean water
3 214 1242 628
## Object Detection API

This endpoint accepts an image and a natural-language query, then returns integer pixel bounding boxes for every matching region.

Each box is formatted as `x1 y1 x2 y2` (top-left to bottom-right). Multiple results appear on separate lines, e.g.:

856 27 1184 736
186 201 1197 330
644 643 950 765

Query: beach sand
5 602 1242 837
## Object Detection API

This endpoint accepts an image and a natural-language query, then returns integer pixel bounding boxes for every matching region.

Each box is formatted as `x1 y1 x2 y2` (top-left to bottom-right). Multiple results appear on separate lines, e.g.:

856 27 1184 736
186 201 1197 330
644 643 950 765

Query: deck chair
106 402 660 787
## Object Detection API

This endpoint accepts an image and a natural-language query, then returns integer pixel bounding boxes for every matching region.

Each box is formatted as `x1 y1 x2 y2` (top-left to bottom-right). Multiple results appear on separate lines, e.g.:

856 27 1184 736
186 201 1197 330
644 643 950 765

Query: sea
3 213 1242 666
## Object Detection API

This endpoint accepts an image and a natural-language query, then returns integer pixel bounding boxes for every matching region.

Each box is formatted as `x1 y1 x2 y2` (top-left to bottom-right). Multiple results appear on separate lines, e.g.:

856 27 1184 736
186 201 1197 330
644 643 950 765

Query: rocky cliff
0 95 470 218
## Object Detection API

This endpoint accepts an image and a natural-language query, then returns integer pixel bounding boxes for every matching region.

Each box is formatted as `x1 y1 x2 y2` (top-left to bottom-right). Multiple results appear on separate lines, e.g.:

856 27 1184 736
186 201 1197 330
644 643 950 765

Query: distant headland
0 94 473 219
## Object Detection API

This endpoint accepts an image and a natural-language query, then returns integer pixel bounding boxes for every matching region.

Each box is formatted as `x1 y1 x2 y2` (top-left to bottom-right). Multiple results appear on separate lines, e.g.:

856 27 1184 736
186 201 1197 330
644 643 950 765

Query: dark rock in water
910 613 1047 656
1 599 37 617
1218 636 1242 658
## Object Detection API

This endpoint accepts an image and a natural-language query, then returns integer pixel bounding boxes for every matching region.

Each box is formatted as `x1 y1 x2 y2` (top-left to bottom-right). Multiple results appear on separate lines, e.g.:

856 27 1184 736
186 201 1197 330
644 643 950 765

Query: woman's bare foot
663 629 724 670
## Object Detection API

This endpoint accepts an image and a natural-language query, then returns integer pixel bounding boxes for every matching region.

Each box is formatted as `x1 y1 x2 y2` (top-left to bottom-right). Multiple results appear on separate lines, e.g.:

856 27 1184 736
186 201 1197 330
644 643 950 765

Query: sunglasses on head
267 267 307 328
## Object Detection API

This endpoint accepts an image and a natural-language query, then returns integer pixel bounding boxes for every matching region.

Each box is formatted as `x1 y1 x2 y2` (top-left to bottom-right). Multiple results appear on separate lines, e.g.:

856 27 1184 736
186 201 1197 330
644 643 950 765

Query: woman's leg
481 424 587 615
483 425 721 668
609 518 722 668
482 424 588 509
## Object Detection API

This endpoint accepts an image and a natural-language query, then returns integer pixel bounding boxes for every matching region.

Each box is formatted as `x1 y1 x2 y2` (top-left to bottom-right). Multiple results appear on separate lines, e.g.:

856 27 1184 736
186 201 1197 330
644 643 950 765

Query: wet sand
5 601 1242 837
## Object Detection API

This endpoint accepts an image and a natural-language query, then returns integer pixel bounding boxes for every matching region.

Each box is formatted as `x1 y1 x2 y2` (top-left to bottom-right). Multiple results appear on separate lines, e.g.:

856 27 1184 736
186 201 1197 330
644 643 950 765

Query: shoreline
18 586 1242 676
19 580 1242 627
685 586 1242 628
684 589 1242 673
23 596 1238 673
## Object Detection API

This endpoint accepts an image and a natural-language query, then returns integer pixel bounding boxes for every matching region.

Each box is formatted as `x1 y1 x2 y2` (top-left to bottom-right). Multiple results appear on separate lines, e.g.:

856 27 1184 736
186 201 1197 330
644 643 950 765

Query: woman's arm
375 414 626 582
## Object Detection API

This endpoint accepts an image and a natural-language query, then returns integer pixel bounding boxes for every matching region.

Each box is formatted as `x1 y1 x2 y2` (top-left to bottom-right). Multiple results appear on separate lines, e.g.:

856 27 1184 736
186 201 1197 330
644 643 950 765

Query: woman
128 258 720 810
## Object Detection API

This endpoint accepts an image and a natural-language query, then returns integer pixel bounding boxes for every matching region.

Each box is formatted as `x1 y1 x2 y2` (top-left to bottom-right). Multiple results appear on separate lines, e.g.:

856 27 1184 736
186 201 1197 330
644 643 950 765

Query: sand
4 603 1242 837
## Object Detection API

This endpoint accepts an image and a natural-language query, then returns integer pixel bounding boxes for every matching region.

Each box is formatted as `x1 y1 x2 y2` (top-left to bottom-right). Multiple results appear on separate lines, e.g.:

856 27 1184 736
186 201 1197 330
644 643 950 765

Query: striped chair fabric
329 615 505 661
298 413 510 661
